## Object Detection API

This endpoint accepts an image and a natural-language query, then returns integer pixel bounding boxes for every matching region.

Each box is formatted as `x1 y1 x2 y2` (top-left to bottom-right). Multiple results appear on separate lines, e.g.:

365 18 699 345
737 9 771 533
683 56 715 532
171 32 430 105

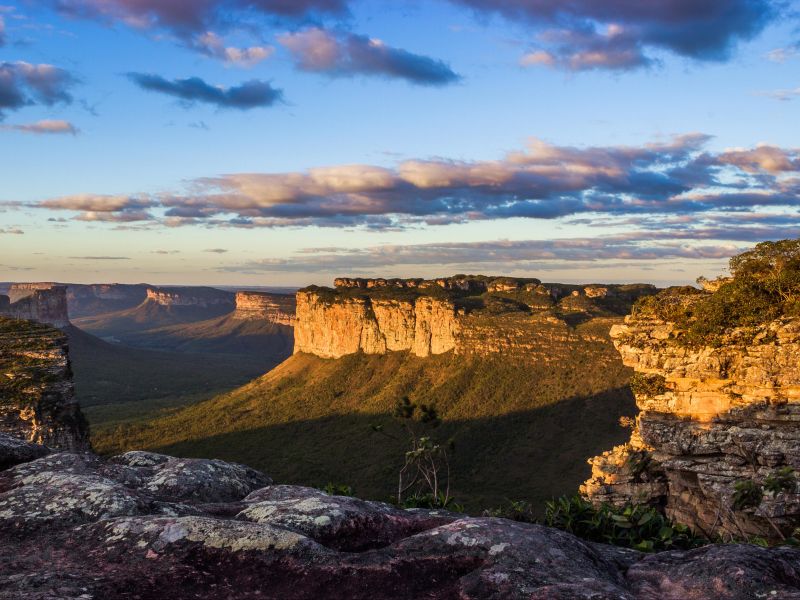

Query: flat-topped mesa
0 286 70 328
582 284 800 542
0 317 89 450
333 275 542 295
294 290 459 358
145 286 235 308
234 291 296 326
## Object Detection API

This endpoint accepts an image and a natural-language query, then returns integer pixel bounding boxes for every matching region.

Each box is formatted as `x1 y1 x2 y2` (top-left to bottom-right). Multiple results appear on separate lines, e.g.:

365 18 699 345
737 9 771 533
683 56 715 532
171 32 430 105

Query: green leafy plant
322 483 354 497
543 495 703 552
763 467 797 494
398 492 463 512
732 479 763 510
483 500 537 523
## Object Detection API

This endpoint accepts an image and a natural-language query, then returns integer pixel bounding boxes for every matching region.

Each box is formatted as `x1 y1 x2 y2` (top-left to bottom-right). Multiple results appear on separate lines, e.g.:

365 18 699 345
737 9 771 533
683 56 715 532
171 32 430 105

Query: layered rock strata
583 301 800 541
146 287 234 308
234 291 296 326
0 318 89 451
294 292 459 358
3 433 800 600
0 286 70 328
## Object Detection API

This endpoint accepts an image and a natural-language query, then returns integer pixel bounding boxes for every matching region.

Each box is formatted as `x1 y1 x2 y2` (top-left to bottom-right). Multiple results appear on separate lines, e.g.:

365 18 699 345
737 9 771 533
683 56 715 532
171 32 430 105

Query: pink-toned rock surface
1 432 799 600
0 286 70 328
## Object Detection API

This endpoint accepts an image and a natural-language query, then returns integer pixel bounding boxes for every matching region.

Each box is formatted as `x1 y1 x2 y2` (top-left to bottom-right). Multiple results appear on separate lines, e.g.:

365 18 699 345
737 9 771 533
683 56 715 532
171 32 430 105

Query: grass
90 315 636 511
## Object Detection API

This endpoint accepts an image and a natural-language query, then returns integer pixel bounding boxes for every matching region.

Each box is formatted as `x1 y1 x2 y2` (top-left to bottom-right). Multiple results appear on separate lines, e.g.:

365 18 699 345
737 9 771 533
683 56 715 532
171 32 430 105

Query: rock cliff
0 286 70 328
582 287 800 542
295 277 656 360
294 291 460 358
0 318 89 451
234 291 296 326
145 286 234 308
2 433 799 599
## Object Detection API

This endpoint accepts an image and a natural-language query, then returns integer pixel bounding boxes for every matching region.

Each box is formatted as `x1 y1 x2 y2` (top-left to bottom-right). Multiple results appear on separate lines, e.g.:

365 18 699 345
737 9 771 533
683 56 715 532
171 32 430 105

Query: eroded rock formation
294 292 459 358
582 292 800 541
0 286 70 328
234 291 296 326
2 433 799 599
0 318 89 451
295 278 656 360
145 286 234 308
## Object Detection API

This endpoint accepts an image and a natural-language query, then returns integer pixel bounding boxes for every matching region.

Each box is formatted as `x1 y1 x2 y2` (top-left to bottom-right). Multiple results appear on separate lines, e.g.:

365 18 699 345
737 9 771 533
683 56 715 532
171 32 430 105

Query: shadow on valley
104 387 635 512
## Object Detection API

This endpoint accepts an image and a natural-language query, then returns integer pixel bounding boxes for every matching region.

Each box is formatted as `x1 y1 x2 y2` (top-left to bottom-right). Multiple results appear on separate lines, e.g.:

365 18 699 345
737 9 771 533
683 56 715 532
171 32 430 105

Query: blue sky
0 0 798 286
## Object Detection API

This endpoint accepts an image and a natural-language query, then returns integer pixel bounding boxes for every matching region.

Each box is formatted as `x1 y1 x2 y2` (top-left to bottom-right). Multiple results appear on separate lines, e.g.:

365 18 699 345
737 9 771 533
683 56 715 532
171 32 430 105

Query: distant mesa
145 286 235 308
234 291 296 326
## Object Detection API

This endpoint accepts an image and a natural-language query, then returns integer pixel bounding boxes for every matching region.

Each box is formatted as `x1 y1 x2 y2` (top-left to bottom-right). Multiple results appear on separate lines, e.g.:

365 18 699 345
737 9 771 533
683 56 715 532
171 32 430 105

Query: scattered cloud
152 249 180 254
0 119 78 134
0 15 5 47
48 0 349 35
455 0 778 71
279 28 461 85
67 256 131 260
757 87 800 101
204 248 228 253
766 44 799 63
0 227 23 234
26 135 800 233
0 62 76 118
127 73 283 109
194 32 275 67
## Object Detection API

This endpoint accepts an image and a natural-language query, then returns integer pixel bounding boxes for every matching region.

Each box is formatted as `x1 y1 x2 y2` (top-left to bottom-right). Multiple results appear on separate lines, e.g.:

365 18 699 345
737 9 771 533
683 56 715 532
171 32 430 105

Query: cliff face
295 277 656 361
582 299 800 541
294 292 459 358
145 286 235 308
234 291 296 326
0 286 70 328
0 318 89 450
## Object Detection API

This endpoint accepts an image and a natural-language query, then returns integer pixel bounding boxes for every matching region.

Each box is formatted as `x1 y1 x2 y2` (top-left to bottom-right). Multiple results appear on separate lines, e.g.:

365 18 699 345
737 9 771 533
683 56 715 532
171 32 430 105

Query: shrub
543 495 703 552
764 467 797 495
484 500 537 523
322 483 354 497
732 480 763 510
629 374 667 398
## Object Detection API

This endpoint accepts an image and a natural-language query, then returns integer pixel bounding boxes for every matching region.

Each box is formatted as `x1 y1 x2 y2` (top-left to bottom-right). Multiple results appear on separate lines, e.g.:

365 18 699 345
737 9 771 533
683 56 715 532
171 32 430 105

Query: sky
0 0 798 287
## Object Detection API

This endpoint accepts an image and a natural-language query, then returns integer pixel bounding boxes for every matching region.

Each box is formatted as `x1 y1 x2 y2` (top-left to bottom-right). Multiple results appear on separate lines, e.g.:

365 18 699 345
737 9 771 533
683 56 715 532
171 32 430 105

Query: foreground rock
1 434 798 599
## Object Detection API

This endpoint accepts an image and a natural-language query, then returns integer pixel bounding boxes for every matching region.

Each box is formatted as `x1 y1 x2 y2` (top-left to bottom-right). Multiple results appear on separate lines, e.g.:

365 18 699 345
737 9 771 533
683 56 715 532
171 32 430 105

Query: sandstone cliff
582 289 800 541
145 286 234 308
0 286 70 328
0 317 89 451
234 291 296 326
295 277 655 360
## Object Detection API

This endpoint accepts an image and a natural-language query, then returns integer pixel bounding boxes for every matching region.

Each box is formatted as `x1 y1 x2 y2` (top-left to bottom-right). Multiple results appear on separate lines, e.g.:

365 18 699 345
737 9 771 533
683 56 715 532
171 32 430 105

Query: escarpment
295 277 657 359
0 285 70 328
234 291 296 326
0 318 89 451
145 286 235 308
583 281 800 542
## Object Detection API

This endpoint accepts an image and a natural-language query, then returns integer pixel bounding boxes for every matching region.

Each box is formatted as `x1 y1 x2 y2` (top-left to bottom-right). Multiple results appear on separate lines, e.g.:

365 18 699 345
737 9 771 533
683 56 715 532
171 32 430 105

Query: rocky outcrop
582 296 800 541
234 291 296 326
0 286 70 328
294 292 460 358
145 286 234 308
0 318 89 451
2 434 799 600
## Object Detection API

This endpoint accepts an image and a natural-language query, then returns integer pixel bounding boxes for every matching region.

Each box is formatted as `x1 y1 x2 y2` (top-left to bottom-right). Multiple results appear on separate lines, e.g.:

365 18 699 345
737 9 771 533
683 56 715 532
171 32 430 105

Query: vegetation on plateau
634 239 800 345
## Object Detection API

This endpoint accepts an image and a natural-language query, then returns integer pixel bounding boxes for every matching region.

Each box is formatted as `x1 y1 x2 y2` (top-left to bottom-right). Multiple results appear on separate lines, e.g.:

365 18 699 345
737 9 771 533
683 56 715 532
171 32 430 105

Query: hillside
66 326 280 419
92 315 636 511
74 298 234 339
113 312 294 356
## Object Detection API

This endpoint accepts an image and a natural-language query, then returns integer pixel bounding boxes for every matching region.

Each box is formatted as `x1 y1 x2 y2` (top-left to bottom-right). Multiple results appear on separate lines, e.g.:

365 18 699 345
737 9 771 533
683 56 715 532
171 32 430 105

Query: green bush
398 492 463 512
543 495 703 552
732 480 763 510
764 467 797 495
633 239 800 346
322 483 354 497
629 374 667 398
483 500 537 523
